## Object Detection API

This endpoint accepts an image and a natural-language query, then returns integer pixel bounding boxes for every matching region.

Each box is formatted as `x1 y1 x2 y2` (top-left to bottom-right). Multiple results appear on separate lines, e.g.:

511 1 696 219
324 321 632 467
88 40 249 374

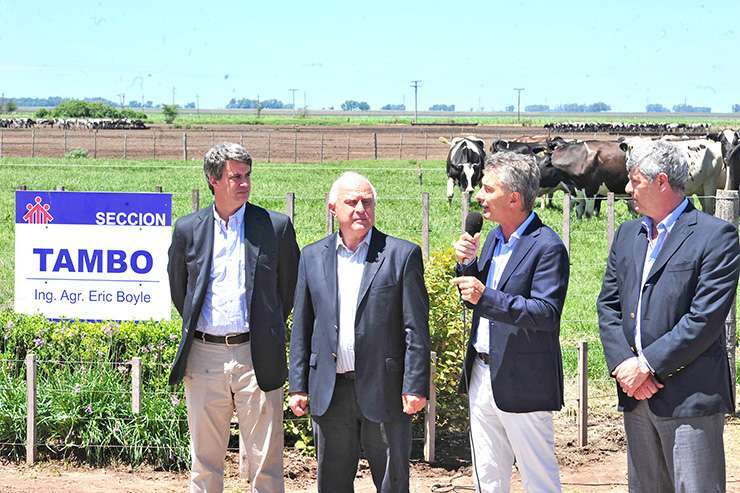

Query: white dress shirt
196 203 249 336
474 212 536 355
635 198 689 370
335 230 372 373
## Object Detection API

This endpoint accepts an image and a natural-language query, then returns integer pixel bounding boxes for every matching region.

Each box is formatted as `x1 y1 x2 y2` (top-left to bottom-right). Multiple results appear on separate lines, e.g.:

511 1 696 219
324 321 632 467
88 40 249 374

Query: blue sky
2 0 737 112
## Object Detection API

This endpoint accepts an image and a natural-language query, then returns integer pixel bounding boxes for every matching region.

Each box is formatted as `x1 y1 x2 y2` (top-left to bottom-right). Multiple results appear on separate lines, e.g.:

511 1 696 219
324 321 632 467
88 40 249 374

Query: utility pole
172 86 176 106
289 88 299 112
410 80 421 123
196 94 200 115
117 93 125 107
514 88 525 123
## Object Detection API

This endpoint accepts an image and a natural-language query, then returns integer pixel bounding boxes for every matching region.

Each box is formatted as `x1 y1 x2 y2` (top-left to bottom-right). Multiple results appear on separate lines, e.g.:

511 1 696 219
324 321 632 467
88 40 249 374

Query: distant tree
184 102 196 109
673 104 711 113
358 101 370 111
381 103 406 110
35 99 146 119
505 105 515 112
341 100 369 111
5 100 17 113
429 104 455 111
524 104 550 112
732 104 740 113
128 101 142 108
646 103 670 112
588 102 611 112
35 108 50 118
162 104 178 124
143 101 154 108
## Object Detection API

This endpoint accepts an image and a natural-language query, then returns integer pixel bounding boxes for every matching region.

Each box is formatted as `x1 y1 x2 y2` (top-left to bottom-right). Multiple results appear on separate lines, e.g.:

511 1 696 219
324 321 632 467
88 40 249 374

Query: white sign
15 191 172 321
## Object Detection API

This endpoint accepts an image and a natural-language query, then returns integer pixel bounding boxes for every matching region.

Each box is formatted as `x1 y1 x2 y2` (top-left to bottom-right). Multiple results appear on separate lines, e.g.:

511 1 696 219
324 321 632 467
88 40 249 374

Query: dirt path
1 416 737 492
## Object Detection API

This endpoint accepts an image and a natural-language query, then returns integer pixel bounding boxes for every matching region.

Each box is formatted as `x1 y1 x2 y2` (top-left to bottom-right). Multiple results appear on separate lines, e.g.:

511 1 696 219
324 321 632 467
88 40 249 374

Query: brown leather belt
336 371 356 380
477 352 490 365
194 330 250 346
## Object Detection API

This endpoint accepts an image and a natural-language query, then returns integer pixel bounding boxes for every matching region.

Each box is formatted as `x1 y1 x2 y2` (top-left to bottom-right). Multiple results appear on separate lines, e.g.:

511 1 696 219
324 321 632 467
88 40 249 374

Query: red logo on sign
23 196 54 224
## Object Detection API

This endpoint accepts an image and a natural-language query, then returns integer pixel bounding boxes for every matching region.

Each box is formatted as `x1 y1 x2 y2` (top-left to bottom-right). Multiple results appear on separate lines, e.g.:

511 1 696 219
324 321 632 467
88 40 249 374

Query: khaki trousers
184 339 284 493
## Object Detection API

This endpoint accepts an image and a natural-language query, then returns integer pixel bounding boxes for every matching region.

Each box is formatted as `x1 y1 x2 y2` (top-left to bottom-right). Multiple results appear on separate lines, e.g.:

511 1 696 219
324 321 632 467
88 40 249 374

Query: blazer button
630 346 636 353
331 352 337 360
629 312 635 319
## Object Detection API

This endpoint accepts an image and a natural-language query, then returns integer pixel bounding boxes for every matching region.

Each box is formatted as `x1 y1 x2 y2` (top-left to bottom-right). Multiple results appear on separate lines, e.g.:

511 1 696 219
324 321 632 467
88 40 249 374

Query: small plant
65 148 89 159
161 104 178 125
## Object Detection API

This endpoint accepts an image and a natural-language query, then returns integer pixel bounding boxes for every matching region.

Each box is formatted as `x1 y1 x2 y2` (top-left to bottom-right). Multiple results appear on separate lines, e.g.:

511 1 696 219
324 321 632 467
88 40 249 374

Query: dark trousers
312 377 411 493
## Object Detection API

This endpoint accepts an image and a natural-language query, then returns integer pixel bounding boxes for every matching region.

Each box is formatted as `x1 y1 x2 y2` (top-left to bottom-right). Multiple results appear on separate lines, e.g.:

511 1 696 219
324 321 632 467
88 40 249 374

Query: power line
410 80 421 123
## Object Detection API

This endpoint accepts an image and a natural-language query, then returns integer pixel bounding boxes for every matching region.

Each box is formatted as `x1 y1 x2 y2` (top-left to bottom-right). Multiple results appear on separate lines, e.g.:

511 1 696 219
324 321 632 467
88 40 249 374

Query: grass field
1 156 737 384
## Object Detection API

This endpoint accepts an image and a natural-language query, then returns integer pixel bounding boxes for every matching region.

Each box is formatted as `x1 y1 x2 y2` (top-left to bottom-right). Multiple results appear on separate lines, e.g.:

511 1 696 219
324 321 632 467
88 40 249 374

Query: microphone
464 211 483 237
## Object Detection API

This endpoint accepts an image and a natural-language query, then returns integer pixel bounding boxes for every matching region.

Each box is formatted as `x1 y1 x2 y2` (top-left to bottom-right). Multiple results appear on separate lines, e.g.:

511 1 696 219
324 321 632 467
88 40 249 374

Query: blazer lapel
192 207 214 316
633 228 648 284
323 233 339 352
243 203 261 312
496 216 541 290
356 228 386 311
645 206 696 281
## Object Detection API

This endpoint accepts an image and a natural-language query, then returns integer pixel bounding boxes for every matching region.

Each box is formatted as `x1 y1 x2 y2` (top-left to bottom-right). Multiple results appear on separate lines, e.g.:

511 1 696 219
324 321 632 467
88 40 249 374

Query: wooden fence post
320 134 324 163
607 192 615 251
152 132 156 159
285 192 295 223
192 189 200 212
31 129 35 158
239 133 244 147
424 351 437 462
715 189 739 412
131 357 141 414
325 192 334 234
123 133 127 159
424 132 428 160
293 129 298 163
373 132 378 160
267 133 272 163
460 193 470 232
346 134 350 161
182 132 188 161
577 342 588 447
93 130 97 158
63 129 67 155
0 130 3 158
562 194 571 254
421 192 430 261
26 352 37 465
399 133 403 159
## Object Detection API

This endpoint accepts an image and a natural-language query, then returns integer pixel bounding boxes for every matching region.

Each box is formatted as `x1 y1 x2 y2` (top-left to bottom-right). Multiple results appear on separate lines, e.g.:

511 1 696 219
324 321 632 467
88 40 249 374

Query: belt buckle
224 334 234 347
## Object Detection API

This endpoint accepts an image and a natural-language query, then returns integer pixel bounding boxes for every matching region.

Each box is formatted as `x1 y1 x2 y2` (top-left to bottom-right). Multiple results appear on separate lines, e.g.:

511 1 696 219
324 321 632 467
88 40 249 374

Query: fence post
715 189 739 412
31 129 35 158
607 193 615 251
421 192 430 261
93 130 97 158
123 133 127 159
562 194 571 254
267 133 272 163
182 132 188 161
192 189 200 212
424 351 437 462
325 192 334 234
63 129 67 156
152 132 156 159
399 133 403 159
577 341 588 447
424 132 428 160
293 129 298 163
373 132 378 160
26 352 36 465
240 133 244 147
131 357 141 414
285 192 295 223
0 130 3 158
346 134 350 161
320 134 324 163
460 193 470 232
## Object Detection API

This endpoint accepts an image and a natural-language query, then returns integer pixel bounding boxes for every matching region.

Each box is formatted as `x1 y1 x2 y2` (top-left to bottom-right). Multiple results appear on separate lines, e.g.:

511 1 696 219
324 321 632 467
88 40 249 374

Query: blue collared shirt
474 212 536 355
635 198 689 369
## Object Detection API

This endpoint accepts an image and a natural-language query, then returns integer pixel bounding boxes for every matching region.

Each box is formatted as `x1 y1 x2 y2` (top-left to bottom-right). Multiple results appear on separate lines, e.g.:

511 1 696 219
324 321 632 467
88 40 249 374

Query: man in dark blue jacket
598 139 738 492
452 151 569 492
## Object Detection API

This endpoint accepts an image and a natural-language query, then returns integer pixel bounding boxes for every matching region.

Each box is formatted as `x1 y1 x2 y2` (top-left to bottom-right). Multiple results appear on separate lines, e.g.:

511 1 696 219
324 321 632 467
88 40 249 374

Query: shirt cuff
458 257 477 269
637 354 654 374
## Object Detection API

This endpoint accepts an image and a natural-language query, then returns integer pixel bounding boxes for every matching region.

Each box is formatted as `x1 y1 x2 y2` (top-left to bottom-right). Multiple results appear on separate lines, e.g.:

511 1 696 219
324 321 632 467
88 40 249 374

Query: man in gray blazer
168 143 299 492
288 172 430 493
598 139 739 492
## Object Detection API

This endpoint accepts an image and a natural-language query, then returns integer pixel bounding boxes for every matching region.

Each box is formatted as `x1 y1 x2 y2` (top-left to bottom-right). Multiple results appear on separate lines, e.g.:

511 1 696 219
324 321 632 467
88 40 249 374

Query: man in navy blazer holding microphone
452 151 570 492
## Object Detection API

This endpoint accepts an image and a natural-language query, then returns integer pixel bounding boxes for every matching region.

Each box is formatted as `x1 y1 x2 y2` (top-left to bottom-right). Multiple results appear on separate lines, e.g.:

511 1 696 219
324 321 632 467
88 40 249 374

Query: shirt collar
641 198 688 237
337 229 372 253
213 202 246 230
494 211 536 246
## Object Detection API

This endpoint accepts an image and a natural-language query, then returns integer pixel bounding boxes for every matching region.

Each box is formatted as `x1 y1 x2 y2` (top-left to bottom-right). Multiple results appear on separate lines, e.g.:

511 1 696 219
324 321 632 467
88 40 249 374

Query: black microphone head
464 212 484 236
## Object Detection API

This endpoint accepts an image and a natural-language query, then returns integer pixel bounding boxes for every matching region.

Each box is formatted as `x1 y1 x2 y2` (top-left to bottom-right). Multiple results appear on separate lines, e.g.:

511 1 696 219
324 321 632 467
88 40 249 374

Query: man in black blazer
452 151 569 492
168 143 299 492
598 139 738 492
288 172 430 493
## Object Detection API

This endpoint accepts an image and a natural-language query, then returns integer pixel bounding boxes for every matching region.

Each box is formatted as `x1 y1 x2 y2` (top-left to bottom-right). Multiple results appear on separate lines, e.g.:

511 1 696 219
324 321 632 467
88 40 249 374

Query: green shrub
162 105 178 125
64 148 89 159
34 100 146 120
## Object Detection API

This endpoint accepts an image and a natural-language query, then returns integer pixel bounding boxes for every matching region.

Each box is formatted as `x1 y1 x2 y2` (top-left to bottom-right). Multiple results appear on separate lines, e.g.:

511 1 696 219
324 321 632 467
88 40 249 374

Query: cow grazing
550 140 627 218
707 129 740 190
441 136 486 203
621 136 725 214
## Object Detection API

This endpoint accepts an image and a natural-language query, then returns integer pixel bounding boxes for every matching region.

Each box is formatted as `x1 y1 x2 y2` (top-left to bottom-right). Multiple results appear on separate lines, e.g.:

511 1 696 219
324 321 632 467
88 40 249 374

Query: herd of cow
443 129 740 218
543 121 711 135
0 118 148 130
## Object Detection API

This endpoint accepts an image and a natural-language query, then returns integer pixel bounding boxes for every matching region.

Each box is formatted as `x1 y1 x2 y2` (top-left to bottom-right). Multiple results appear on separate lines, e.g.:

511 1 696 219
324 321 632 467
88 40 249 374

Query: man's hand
450 276 486 305
612 357 651 397
631 375 664 401
453 232 480 265
402 394 427 415
289 393 309 417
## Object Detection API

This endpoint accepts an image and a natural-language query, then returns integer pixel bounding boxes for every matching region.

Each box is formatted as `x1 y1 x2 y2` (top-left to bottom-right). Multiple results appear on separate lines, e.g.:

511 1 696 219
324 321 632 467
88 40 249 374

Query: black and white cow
442 136 486 203
708 129 740 190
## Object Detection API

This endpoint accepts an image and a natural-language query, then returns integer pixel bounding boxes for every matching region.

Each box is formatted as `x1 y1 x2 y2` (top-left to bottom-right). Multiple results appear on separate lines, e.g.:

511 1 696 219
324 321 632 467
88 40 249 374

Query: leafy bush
34 100 146 120
64 148 89 159
161 104 178 124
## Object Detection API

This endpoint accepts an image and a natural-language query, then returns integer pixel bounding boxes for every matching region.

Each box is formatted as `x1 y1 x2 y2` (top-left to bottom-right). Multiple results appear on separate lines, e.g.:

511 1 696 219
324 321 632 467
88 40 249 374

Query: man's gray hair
626 140 688 190
484 151 540 212
203 143 253 194
328 172 378 204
